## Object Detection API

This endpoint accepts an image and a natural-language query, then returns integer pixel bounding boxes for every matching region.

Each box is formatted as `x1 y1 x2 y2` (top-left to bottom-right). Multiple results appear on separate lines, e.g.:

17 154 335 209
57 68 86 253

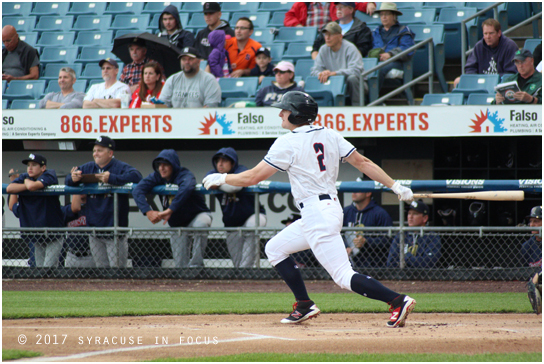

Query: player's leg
240 213 267 268
170 230 189 268
90 236 110 267
105 235 128 268
225 231 242 267
187 212 212 267
34 241 46 267
43 238 63 267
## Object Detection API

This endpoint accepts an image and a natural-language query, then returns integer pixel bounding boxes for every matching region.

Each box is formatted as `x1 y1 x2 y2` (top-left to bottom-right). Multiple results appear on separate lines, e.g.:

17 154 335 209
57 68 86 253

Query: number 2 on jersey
313 143 326 171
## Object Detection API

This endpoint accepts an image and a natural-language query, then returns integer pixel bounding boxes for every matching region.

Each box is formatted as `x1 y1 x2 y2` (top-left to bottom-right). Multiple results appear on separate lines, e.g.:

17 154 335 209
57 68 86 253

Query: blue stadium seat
2 100 9 109
367 59 415 105
79 64 103 80
524 39 542 55
149 13 190 31
218 78 260 98
305 76 346 106
41 63 83 80
75 31 114 47
501 74 515 82
504 2 531 26
466 3 508 48
2 16 37 33
31 2 71 17
222 2 260 13
2 80 7 94
10 100 40 109
143 2 183 14
436 7 478 60
422 2 466 17
409 24 448 93
398 9 436 25
251 29 275 45
181 2 205 12
37 31 76 48
67 2 107 15
200 60 208 69
104 2 144 15
283 43 314 61
451 74 500 99
274 27 317 43
34 16 74 33
268 12 288 28
231 12 271 29
362 58 379 78
295 59 315 80
223 97 256 107
18 32 39 47
354 12 381 27
76 46 119 67
3 80 46 101
114 29 140 38
44 79 88 95
421 93 464 106
86 79 105 91
397 2 423 10
72 15 113 31
39 46 79 66
2 2 33 17
109 15 151 31
466 93 495 105
258 2 294 12
267 44 286 62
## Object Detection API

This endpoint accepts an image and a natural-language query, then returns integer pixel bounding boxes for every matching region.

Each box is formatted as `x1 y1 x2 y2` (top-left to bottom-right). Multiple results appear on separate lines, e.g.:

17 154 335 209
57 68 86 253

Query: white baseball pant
171 212 212 268
226 213 267 268
34 238 64 267
90 235 128 268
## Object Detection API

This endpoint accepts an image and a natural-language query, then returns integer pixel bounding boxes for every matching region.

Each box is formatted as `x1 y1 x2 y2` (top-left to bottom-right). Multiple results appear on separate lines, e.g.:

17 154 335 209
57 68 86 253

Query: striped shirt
306 3 331 28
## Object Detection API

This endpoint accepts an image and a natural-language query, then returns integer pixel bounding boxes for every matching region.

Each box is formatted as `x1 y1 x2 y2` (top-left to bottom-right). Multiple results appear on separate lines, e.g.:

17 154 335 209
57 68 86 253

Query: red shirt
225 38 262 71
129 82 164 108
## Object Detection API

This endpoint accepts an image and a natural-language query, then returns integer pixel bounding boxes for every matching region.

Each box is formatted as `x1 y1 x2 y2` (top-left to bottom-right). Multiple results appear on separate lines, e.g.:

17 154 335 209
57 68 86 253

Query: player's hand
157 208 173 225
203 173 227 190
146 210 161 224
71 166 82 182
8 169 19 182
96 171 110 183
391 181 413 201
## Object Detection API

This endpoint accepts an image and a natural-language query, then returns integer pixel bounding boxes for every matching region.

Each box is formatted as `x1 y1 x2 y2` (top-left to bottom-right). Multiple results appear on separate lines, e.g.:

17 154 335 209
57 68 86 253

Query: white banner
2 105 541 139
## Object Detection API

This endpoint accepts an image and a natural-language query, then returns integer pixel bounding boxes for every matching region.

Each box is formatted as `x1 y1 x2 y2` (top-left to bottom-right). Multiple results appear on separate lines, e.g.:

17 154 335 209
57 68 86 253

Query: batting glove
391 181 414 201
203 173 227 190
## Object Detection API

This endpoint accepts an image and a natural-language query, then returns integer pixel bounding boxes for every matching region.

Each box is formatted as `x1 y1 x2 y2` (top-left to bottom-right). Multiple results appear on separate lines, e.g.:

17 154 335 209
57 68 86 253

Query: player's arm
345 151 395 188
203 161 277 189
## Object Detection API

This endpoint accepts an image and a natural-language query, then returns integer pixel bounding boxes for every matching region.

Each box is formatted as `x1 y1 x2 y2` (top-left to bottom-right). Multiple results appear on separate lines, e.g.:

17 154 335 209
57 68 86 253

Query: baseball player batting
204 91 416 327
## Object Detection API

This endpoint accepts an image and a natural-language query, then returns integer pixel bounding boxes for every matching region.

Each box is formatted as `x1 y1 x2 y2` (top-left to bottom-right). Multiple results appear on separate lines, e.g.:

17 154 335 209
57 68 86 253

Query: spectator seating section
80 64 104 80
295 59 315 80
223 98 255 107
34 16 74 34
72 15 112 31
231 12 271 29
274 27 317 43
187 13 231 28
41 63 83 80
505 2 531 26
421 93 464 105
10 100 40 109
104 2 144 15
257 76 303 91
44 79 88 94
451 74 500 99
18 32 39 47
218 78 260 99
268 12 288 27
31 2 71 17
422 2 466 17
149 13 189 31
142 2 183 14
67 2 107 16
436 7 478 60
251 29 275 45
86 79 105 91
524 39 542 54
39 46 79 66
3 80 46 100
2 2 33 17
75 31 114 47
2 80 7 94
410 24 448 93
398 2 424 10
304 75 346 106
2 100 9 109
181 2 205 12
258 2 294 12
115 29 139 38
466 3 508 48
266 44 286 62
367 59 415 105
2 16 38 33
398 9 436 25
36 31 76 47
355 12 381 27
109 14 151 31
283 43 314 62
76 46 119 67
466 93 495 105
222 2 260 13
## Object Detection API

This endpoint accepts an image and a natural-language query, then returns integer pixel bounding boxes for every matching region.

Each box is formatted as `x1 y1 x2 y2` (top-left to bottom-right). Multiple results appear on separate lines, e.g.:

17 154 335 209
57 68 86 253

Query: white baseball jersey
264 125 355 203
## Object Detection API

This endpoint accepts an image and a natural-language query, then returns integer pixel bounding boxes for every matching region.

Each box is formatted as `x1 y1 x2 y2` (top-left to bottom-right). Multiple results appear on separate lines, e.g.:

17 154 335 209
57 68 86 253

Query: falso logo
199 112 235 135
469 109 507 133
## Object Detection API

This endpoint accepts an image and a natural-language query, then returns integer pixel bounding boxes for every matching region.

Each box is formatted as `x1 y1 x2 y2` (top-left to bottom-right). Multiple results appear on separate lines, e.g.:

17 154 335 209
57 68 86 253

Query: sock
274 257 310 301
350 273 399 304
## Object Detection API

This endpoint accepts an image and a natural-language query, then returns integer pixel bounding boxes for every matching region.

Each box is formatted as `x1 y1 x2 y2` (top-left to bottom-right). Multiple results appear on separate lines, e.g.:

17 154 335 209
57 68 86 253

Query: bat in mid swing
412 191 524 201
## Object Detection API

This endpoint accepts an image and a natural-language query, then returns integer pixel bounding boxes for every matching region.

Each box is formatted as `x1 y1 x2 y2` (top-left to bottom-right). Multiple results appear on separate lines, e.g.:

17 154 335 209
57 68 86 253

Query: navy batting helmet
271 91 318 125
526 206 542 220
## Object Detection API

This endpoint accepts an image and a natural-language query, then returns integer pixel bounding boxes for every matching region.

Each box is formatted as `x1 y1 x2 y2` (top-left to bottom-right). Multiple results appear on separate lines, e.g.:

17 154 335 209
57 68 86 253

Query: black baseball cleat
387 294 416 328
280 300 321 324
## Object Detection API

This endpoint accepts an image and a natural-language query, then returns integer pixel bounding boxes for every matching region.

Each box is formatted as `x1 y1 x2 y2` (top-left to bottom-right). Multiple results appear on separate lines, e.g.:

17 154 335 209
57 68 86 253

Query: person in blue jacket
521 206 542 267
66 136 142 268
371 2 415 91
7 153 64 267
132 149 212 268
343 176 393 267
387 200 441 268
61 195 96 268
205 147 266 267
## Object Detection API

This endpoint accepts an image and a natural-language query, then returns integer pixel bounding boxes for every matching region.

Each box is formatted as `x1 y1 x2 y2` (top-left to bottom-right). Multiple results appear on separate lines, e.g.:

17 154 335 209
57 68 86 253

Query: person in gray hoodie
132 149 212 268
157 5 195 51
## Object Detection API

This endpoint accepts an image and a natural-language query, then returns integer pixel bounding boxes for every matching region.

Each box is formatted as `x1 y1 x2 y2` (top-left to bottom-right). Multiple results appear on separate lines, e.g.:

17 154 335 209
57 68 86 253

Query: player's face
529 217 542 236
93 145 113 168
158 162 173 180
482 25 501 48
215 157 233 173
407 210 427 227
26 161 45 178
162 13 178 32
279 109 295 130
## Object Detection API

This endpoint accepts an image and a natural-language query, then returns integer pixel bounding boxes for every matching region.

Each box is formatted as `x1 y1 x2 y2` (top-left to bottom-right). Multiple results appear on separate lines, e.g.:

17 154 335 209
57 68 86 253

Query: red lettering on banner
132 115 140 133
99 115 108 133
109 116 119 132
313 114 322 126
353 114 361 131
363 113 372 131
142 115 151 132
374 113 384 130
163 115 172 132
419 113 429 130
83 115 92 132
397 113 407 130
408 113 417 130
386 113 395 131
119 115 129 132
152 115 161 132
324 114 333 129
336 114 345 131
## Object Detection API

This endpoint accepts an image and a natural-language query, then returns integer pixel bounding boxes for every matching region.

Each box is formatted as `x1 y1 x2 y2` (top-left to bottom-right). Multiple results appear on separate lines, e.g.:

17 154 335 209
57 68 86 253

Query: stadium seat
41 63 83 80
115 29 140 38
354 12 381 27
397 2 424 10
181 2 205 12
466 93 495 105
86 79 105 91
422 2 466 17
75 31 114 47
31 2 71 17
34 16 74 33
2 100 9 109
39 46 79 66
2 2 33 17
295 59 315 80
218 78 260 98
72 15 113 31
3 80 46 101
367 59 415 105
104 2 144 15
504 2 531 26
109 15 151 31
200 60 208 69
222 2 260 13
421 93 464 106
37 31 76 48
17 32 39 47
67 2 107 16
76 46 119 67
2 16 37 33
362 58 379 78
410 24 448 93
223 97 256 107
268 12 288 27
274 27 318 43
2 80 7 94
266 44 286 62
258 2 294 12
79 64 103 80
451 74 500 99
44 79 88 95
524 39 542 55
398 9 436 25
467 3 508 49
251 29 275 45
436 8 478 60
231 12 271 29
143 2 183 14
304 75 346 106
10 100 40 109
283 43 314 62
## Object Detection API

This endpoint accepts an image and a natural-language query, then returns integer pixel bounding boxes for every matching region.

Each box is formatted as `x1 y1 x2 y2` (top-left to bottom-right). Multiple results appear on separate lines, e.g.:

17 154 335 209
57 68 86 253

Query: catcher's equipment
527 272 542 315
271 91 318 125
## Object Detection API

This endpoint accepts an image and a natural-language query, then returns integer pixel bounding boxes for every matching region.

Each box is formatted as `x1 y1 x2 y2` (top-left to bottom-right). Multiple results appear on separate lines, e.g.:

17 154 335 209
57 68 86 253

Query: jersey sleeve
335 130 356 162
263 136 293 172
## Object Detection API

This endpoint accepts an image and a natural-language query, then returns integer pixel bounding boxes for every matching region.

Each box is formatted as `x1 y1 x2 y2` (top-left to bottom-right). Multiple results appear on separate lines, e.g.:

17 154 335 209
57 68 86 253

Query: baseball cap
91 135 116 150
99 58 119 68
281 213 301 225
203 2 221 13
22 153 47 166
408 200 429 215
336 2 356 8
256 47 271 58
178 46 201 59
129 37 146 48
526 206 542 220
322 22 342 35
274 61 295 73
513 48 533 62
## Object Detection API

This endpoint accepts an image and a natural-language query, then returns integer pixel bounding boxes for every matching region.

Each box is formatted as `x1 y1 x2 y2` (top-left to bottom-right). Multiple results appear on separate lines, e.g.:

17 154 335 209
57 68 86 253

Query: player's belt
299 194 331 209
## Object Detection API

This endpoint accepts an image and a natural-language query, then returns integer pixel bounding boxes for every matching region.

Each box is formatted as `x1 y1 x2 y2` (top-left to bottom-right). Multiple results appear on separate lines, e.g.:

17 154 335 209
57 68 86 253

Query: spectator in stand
38 67 85 109
159 47 221 108
454 19 518 88
312 2 373 59
521 206 542 267
255 61 304 107
493 49 542 105
2 25 39 81
83 59 130 109
533 44 542 72
250 47 275 84
284 2 376 27
66 136 142 268
194 2 235 61
225 17 262 78
387 200 441 268
370 3 415 91
132 149 212 268
62 195 96 268
344 176 393 267
157 5 195 51
205 148 266 268
119 38 161 94
7 154 64 267
310 22 365 105
129 61 164 108
207 29 231 78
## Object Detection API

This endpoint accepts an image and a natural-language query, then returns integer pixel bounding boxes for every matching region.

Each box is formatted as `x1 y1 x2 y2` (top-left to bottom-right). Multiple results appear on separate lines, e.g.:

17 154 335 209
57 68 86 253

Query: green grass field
2 349 42 361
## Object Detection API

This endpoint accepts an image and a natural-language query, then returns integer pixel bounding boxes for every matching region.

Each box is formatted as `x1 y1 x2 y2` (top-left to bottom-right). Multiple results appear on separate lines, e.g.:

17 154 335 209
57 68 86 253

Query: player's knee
332 269 356 291
264 242 286 266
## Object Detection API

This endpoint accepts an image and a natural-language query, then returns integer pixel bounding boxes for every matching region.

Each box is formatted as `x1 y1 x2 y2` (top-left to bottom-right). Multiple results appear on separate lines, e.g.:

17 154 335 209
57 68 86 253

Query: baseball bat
412 191 524 201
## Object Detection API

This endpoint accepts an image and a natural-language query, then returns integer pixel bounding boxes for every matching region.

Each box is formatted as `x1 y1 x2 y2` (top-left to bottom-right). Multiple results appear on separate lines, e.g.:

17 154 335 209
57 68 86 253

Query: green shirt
492 71 542 104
